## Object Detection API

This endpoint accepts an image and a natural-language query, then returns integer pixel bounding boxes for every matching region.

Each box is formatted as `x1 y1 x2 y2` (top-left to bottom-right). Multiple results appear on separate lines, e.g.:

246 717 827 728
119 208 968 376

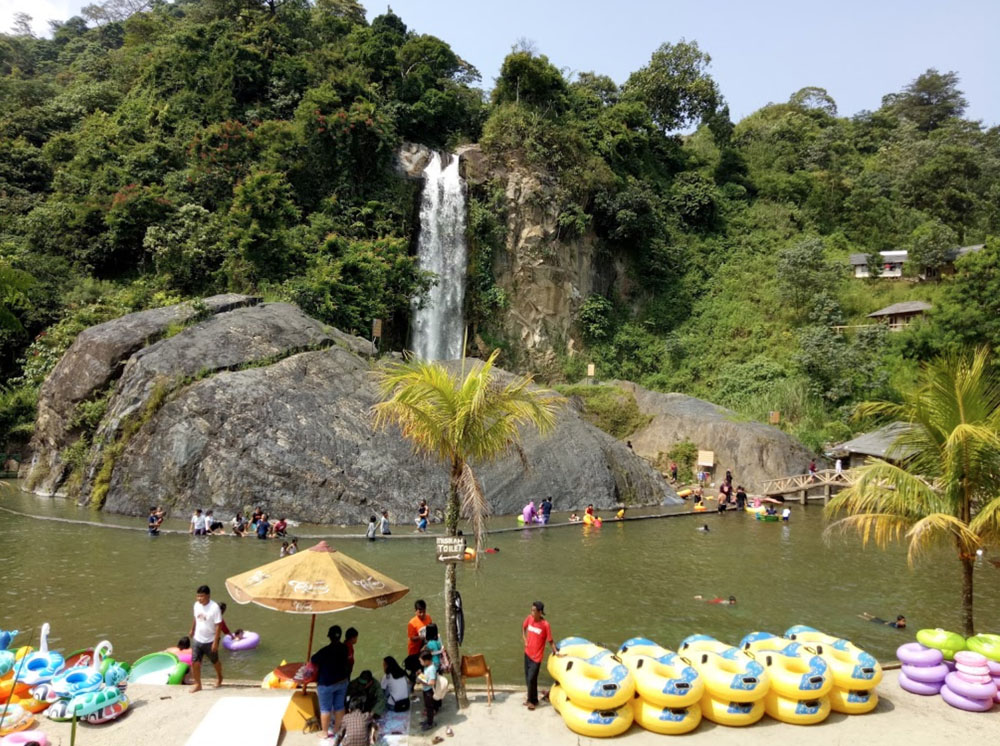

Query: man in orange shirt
404 599 431 681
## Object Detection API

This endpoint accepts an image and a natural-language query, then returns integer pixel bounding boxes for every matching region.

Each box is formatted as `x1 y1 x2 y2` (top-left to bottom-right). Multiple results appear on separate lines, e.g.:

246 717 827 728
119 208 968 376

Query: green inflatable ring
916 628 966 653
966 633 1000 662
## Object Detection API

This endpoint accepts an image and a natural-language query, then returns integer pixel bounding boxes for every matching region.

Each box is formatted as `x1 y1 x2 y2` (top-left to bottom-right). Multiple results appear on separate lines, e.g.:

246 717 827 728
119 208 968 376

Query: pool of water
2 482 997 686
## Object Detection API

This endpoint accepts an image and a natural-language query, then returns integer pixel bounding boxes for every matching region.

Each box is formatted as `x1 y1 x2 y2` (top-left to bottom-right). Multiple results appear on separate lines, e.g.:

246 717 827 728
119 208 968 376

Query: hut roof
867 301 932 318
830 422 916 460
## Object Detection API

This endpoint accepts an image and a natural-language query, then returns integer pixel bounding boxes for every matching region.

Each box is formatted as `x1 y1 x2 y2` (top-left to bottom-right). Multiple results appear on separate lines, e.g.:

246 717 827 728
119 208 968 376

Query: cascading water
410 152 468 360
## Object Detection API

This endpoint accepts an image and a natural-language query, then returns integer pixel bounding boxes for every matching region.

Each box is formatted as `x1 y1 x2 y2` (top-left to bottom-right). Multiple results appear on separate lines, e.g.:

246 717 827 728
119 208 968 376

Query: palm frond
906 513 980 563
969 495 1000 547
458 462 490 567
824 513 912 549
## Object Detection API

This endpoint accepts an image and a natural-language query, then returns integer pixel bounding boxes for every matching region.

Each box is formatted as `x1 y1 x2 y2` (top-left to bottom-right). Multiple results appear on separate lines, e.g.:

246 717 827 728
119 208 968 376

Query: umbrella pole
306 613 316 661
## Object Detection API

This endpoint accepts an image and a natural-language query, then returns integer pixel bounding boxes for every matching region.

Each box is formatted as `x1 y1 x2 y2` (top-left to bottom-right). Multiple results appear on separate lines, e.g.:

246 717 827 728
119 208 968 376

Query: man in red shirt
404 599 431 681
522 601 557 710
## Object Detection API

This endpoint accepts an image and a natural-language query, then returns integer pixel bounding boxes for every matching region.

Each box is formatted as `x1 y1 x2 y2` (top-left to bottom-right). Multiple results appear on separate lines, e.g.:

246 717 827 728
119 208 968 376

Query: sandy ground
26 670 999 746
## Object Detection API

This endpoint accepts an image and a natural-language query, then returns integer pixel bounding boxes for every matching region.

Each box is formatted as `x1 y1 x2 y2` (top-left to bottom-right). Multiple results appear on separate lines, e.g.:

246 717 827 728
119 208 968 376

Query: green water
2 482 998 687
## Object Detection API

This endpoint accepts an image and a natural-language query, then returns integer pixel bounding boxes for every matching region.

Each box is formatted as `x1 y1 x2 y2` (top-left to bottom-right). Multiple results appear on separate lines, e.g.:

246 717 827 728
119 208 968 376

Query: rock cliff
26 299 677 522
614 382 813 491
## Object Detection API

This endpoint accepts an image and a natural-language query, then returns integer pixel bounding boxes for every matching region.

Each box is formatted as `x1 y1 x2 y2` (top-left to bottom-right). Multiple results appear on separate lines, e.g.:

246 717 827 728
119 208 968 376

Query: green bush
554 384 650 439
665 438 697 484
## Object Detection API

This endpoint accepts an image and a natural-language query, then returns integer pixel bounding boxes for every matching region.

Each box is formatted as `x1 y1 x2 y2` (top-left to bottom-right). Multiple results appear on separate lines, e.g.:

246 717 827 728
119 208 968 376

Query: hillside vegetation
1 0 998 453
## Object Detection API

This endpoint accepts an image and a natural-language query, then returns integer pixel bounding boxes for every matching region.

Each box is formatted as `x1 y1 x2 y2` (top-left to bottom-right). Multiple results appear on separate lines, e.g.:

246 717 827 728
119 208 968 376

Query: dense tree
933 238 1000 352
623 40 720 133
883 69 967 132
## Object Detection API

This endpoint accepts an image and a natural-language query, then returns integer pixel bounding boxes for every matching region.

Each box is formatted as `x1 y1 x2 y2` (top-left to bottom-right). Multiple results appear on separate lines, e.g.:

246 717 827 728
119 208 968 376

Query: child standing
415 651 439 731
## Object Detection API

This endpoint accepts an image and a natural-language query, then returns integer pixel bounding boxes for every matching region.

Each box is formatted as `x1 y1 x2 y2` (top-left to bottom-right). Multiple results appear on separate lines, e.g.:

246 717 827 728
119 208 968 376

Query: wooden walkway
761 469 855 504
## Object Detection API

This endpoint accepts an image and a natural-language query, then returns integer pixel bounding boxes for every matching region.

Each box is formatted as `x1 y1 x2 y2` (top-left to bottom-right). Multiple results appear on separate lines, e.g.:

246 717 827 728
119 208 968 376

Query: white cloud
2 1 87 37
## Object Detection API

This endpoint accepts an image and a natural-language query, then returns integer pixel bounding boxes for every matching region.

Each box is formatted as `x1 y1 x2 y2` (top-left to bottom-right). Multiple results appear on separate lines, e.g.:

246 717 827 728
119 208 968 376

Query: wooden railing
761 469 856 501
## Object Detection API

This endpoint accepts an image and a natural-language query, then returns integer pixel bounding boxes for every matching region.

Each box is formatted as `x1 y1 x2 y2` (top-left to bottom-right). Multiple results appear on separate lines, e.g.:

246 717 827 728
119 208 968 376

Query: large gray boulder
614 382 813 491
28 299 676 522
25 294 258 495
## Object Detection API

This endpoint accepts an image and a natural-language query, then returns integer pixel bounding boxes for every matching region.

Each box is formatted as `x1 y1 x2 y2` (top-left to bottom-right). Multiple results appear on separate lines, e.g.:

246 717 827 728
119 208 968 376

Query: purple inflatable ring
897 643 943 667
940 684 994 712
898 671 943 696
900 663 949 683
944 671 997 700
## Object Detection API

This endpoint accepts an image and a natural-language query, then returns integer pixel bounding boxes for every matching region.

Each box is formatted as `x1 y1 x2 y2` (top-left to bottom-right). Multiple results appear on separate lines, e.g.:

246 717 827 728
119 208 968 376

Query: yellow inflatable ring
551 684 633 737
630 693 701 735
782 627 883 688
757 649 832 699
690 650 769 702
698 692 765 726
618 637 704 708
827 685 879 714
547 647 635 710
763 690 831 725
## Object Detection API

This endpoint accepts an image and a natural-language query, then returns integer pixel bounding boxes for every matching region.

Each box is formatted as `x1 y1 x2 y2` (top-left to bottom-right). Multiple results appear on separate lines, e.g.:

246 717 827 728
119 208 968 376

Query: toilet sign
436 536 466 563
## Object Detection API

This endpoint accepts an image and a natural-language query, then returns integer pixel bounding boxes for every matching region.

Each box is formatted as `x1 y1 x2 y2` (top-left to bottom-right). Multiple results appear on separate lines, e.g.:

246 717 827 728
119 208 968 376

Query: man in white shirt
189 584 223 692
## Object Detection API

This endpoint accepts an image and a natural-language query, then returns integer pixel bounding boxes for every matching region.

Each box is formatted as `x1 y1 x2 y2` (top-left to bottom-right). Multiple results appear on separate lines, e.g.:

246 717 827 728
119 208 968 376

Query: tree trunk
444 458 469 708
960 554 975 636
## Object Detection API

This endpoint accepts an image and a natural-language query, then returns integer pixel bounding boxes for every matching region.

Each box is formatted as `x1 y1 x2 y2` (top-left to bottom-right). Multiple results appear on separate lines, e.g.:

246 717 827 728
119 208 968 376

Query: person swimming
859 613 906 628
697 524 710 532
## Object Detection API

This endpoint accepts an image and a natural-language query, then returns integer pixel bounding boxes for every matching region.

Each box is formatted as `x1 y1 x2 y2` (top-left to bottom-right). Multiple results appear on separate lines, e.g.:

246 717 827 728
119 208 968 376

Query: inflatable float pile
547 637 635 737
44 640 130 725
679 635 770 726
783 625 882 715
738 632 832 724
900 630 999 712
617 638 703 734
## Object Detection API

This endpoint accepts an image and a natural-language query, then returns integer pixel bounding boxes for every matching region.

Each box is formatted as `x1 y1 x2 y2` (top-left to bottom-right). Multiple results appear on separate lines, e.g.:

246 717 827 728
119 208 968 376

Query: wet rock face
26 299 677 522
614 382 814 492
25 294 259 495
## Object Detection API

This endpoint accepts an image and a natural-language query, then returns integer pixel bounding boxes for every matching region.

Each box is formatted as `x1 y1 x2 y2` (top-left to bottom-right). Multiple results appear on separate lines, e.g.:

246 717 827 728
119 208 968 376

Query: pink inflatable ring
898 671 943 696
954 651 988 667
944 671 997 700
896 643 943 667
940 683 994 712
223 631 260 651
0 731 50 746
900 663 948 683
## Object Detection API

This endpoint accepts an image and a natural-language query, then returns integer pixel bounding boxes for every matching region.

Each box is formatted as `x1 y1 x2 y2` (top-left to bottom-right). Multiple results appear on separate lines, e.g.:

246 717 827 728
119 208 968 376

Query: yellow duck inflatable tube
547 637 635 710
617 637 704 708
550 684 632 737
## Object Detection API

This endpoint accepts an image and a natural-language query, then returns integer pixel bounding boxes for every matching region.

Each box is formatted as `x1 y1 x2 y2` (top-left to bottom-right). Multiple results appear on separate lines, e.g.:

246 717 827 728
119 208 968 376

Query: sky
2 0 997 127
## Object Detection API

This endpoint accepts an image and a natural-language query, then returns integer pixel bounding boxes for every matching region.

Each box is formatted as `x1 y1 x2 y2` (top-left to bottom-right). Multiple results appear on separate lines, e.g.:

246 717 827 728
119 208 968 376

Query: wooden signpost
436 536 467 563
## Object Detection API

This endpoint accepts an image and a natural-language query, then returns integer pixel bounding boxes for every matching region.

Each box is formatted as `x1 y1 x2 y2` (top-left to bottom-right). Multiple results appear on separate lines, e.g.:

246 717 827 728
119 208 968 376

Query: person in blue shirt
256 513 271 539
540 497 553 524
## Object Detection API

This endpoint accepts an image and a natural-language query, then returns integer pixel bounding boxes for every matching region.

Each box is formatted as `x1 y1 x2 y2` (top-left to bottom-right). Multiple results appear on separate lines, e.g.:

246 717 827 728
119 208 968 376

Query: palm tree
372 350 563 707
825 347 1000 635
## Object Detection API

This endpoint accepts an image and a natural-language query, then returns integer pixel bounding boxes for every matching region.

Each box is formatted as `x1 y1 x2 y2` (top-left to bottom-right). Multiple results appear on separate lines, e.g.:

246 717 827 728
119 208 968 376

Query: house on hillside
867 301 931 330
829 422 915 469
850 251 907 278
849 244 985 279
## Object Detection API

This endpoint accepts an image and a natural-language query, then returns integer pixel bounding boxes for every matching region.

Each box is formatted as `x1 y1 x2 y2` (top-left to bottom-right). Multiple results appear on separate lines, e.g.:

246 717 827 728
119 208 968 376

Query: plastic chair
460 654 494 704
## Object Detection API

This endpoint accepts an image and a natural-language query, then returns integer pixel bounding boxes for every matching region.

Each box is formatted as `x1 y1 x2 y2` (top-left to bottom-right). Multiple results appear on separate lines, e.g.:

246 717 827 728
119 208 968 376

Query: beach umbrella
225 540 410 660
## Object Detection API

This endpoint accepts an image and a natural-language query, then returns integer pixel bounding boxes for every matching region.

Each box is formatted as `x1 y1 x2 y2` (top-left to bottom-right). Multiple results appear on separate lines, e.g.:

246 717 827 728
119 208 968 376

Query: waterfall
410 152 468 360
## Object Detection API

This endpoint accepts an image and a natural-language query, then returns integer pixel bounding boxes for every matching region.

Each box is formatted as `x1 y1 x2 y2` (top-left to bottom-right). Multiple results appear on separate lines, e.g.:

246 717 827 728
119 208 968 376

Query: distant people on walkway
859 613 906 629
190 508 207 536
735 486 747 510
585 504 595 520
615 507 626 520
405 599 432 681
835 458 843 476
312 624 350 739
669 460 678 482
206 510 224 534
189 584 223 692
540 496 553 524
232 513 248 537
568 513 581 523
416 500 429 533
523 601 557 711
380 510 391 535
148 506 163 536
781 507 791 521
252 506 264 524
693 486 704 505
725 468 733 486
366 515 377 541
808 460 817 480
256 513 271 539
522 500 538 525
